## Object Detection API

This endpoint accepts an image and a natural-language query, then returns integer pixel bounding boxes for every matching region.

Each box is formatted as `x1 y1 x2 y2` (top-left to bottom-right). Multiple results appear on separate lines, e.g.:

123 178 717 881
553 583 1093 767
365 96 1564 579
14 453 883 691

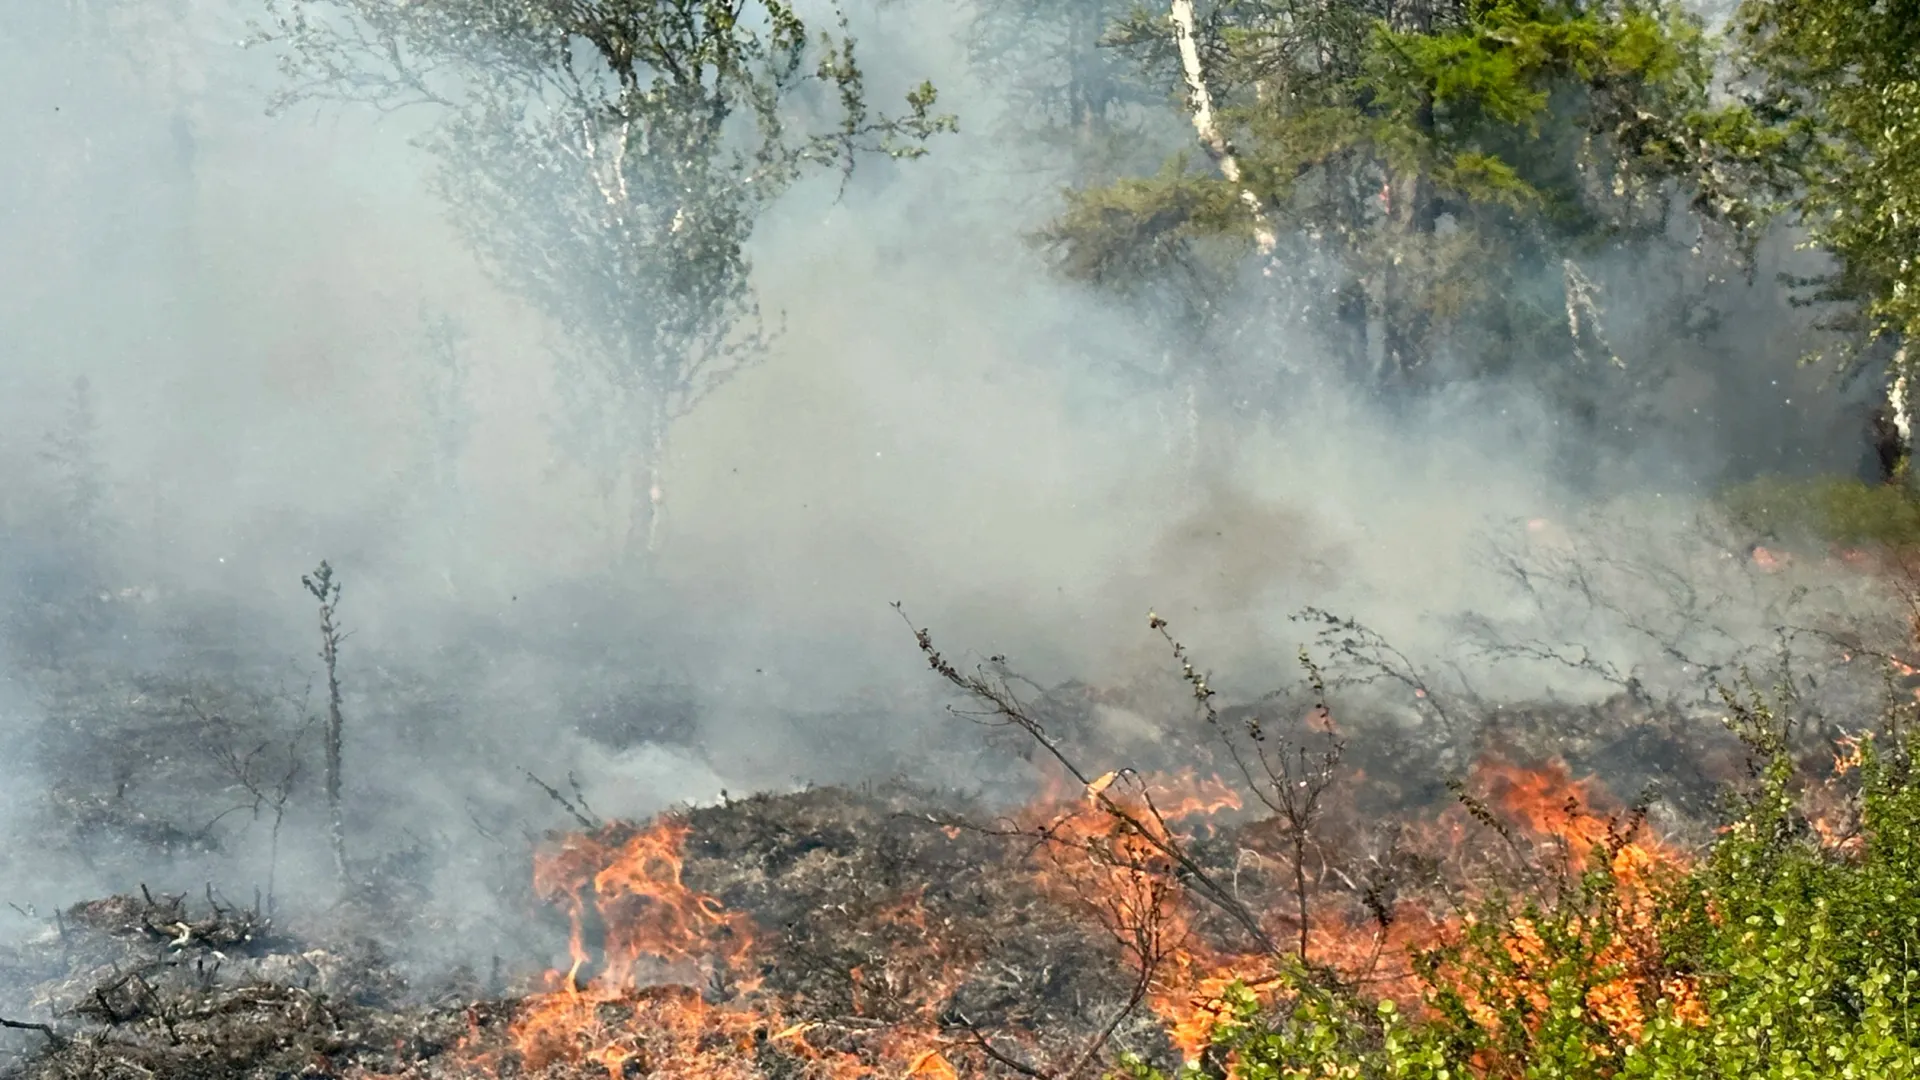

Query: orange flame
496 818 959 1079
1444 759 1703 1048
470 755 1723 1078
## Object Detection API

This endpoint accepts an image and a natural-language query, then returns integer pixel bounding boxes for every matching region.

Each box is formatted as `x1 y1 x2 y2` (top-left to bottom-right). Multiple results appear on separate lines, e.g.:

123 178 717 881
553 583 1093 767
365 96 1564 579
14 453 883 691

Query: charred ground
0 595 1876 1079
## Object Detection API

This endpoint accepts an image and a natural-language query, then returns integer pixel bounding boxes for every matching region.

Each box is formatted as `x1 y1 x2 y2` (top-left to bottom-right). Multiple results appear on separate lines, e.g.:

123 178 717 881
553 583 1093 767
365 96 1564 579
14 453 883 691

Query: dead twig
1058 872 1168 1078
898 604 1280 960
196 696 313 918
523 769 602 830
302 561 351 890
950 1015 1051 1079
1155 614 1345 967
0 1016 62 1047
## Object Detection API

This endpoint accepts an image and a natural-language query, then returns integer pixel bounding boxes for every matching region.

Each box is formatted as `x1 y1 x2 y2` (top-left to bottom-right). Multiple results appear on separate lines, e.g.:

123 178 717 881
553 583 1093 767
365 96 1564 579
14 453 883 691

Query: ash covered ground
0 548 1905 1079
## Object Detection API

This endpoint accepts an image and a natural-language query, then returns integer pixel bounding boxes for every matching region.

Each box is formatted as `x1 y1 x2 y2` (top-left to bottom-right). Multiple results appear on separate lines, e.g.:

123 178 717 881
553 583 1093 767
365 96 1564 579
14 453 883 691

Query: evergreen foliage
1045 0 1756 398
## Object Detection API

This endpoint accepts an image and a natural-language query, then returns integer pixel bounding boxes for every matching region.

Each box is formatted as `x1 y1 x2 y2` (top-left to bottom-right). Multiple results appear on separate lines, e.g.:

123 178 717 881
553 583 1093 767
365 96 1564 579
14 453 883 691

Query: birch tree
1166 0 1272 259
257 0 954 555
1725 0 1920 483
1048 0 1762 425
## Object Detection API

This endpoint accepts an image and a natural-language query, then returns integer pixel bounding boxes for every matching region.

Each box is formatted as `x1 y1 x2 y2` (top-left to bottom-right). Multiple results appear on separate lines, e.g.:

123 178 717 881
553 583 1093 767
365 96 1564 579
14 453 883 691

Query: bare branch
898 603 1281 959
0 1016 61 1047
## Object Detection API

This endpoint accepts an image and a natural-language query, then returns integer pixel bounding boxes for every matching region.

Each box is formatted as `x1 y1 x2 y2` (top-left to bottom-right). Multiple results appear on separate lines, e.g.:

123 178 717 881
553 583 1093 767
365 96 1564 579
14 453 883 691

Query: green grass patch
1717 475 1920 549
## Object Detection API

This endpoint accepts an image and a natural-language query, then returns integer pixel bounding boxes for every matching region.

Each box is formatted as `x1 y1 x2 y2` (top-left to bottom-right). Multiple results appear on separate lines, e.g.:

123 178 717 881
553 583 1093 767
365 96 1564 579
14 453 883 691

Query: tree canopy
1727 0 1920 354
257 0 1920 520
260 0 954 551
1048 0 1764 400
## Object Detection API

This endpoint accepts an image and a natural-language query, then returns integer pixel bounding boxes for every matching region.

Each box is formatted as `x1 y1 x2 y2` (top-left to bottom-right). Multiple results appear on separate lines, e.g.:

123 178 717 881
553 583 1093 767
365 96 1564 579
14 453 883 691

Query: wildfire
500 820 760 1078
1809 734 1869 856
470 752 1719 1078
531 819 755 993
493 818 959 1079
429 540 1920 1077
1007 769 1267 1060
1444 758 1703 1049
1006 765 1460 1063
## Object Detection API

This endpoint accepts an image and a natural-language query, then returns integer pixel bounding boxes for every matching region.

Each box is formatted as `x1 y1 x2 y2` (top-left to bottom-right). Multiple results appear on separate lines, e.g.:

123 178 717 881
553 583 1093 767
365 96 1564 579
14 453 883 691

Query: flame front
491 817 960 1079
509 819 761 1078
1449 758 1704 1047
474 756 1713 1077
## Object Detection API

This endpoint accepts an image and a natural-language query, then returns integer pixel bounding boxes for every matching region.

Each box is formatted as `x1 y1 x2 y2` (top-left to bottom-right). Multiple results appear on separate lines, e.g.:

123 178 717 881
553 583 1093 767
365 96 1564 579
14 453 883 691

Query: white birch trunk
1168 0 1276 256
1892 349 1911 442
645 438 666 555
1892 347 1912 485
626 406 669 558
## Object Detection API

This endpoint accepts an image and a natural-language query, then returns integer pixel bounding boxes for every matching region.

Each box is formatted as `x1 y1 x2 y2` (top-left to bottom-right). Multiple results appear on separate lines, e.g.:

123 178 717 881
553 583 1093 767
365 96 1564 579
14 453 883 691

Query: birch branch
1562 257 1622 368
1168 0 1276 255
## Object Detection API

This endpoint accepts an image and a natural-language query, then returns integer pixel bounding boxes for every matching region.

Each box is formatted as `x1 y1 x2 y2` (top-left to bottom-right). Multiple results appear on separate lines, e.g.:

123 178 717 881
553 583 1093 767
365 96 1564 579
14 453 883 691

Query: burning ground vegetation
6 611 1920 1080
8 529 1920 1079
